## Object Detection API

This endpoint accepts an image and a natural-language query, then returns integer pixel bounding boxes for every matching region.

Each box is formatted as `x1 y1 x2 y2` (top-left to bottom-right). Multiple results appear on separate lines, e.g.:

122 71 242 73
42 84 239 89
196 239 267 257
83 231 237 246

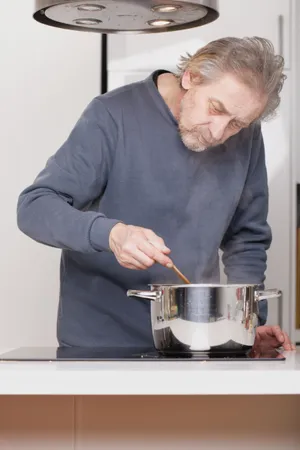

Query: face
178 72 266 152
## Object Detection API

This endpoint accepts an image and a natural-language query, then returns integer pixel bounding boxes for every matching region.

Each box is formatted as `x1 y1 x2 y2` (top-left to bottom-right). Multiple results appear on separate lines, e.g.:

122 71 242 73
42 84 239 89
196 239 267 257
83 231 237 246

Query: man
17 36 295 350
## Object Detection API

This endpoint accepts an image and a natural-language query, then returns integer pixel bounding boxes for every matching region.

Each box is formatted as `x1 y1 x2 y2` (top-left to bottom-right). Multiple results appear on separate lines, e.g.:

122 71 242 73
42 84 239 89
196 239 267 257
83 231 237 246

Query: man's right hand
109 223 173 270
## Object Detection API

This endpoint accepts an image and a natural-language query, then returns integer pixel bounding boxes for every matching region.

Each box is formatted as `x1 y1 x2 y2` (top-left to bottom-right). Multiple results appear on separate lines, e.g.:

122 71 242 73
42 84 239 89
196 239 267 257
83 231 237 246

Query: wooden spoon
171 264 191 284
148 239 191 284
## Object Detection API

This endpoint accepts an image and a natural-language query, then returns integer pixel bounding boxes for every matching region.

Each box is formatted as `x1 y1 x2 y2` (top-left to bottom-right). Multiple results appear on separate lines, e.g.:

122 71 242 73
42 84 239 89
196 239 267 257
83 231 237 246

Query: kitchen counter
1 348 300 449
0 348 299 395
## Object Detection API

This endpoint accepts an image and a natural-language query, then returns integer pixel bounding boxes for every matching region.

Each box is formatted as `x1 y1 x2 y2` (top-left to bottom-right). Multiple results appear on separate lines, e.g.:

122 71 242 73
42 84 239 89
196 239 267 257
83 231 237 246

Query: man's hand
109 223 173 270
254 325 296 351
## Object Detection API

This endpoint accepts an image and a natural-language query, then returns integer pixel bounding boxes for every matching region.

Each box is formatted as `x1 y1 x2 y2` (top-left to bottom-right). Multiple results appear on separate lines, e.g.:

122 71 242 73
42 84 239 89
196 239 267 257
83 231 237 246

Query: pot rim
149 283 259 288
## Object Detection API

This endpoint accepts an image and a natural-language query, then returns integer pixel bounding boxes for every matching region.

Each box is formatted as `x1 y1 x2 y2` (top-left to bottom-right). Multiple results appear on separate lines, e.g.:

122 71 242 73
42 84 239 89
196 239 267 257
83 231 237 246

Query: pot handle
255 288 282 301
127 290 161 302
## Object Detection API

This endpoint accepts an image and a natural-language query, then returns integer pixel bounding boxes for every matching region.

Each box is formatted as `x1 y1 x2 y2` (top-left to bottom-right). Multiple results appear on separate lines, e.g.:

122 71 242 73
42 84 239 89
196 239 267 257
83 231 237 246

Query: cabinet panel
0 396 74 450
75 396 300 450
108 0 290 71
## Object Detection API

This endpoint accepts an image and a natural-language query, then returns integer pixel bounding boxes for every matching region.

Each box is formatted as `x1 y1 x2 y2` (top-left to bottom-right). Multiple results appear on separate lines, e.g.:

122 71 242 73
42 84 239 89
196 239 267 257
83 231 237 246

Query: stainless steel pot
127 284 282 354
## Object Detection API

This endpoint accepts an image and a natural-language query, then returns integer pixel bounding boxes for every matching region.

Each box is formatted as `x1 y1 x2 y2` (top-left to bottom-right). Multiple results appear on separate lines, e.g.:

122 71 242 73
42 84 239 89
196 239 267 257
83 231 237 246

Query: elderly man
17 36 294 350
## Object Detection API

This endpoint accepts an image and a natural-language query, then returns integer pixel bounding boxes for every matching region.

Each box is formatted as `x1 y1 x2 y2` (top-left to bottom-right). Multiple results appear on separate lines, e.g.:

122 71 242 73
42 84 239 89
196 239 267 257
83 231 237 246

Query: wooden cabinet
108 0 291 72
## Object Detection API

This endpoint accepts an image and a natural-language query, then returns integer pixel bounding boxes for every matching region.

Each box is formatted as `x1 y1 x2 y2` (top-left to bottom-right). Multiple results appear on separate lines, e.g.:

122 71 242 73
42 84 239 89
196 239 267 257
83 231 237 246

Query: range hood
33 0 219 34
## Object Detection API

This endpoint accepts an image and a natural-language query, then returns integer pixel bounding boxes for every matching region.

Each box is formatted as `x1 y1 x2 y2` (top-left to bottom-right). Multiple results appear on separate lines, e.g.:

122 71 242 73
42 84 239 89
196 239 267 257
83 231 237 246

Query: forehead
197 73 265 123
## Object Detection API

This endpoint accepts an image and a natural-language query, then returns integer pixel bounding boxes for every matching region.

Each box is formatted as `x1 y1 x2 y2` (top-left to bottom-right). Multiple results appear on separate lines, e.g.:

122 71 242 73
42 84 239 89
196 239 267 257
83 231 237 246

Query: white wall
0 2 296 347
0 3 100 347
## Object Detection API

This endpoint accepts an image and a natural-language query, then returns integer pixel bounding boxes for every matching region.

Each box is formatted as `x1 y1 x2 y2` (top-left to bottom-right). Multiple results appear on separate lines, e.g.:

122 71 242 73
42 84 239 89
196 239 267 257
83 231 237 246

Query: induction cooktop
0 346 286 362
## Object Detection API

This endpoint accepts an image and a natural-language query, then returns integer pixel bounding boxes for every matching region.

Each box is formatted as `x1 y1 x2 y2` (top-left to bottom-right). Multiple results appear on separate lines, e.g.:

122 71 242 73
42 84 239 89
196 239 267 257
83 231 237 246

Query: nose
209 118 229 141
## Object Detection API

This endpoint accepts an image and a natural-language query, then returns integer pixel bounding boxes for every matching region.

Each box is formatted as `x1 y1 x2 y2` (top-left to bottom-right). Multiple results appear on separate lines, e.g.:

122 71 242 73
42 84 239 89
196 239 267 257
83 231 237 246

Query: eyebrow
209 97 249 127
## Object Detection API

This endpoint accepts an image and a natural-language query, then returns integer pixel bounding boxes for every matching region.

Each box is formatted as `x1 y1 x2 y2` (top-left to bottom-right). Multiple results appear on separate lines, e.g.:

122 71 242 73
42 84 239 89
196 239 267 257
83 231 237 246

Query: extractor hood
33 0 219 34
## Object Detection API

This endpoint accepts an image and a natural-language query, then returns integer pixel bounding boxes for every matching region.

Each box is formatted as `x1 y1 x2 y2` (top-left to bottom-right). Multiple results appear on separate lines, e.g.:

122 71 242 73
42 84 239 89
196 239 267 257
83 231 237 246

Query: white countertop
0 348 299 395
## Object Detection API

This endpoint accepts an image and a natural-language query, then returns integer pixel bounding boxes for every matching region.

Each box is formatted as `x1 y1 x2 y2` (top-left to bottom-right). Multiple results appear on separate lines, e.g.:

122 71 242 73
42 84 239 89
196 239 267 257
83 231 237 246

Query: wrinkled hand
254 325 295 351
109 223 173 270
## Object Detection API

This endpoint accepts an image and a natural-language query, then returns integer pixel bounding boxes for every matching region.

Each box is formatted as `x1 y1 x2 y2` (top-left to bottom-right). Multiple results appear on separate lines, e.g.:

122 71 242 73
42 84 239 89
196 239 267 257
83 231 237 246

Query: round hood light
33 0 219 34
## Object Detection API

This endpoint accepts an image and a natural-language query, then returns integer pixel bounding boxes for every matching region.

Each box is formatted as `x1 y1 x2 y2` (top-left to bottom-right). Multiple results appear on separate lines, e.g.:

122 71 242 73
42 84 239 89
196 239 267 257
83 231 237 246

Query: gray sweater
17 70 271 347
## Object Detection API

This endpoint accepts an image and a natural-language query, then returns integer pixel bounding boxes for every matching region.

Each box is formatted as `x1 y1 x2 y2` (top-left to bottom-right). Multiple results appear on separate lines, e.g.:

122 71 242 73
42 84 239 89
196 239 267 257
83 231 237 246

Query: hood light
148 19 175 27
151 5 182 13
73 18 102 25
77 4 105 11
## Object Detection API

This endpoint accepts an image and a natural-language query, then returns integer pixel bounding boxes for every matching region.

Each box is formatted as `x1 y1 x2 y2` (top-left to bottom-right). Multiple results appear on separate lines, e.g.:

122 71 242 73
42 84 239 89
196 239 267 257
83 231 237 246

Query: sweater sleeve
220 124 272 287
17 97 121 253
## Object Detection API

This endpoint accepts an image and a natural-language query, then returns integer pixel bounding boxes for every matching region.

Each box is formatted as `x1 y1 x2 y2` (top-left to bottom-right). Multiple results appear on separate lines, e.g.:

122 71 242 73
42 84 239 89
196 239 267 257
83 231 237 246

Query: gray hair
176 36 286 121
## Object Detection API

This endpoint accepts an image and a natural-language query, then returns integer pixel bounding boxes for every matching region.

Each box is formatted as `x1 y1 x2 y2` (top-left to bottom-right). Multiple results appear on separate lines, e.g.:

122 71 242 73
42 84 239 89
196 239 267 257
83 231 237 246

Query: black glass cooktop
0 346 286 362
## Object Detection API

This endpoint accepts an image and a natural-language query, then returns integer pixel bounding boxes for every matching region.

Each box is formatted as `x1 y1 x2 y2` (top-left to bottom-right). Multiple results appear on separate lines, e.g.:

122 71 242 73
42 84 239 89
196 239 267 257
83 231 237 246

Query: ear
181 71 193 90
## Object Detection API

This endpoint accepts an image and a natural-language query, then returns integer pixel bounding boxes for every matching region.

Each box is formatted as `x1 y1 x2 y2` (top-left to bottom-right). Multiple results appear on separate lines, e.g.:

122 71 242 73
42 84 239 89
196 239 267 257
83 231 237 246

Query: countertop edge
0 367 299 396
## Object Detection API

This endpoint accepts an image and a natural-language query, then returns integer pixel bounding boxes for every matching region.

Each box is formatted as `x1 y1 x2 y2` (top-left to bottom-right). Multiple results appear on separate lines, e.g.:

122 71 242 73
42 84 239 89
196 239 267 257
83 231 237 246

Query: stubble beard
178 122 208 152
177 92 208 152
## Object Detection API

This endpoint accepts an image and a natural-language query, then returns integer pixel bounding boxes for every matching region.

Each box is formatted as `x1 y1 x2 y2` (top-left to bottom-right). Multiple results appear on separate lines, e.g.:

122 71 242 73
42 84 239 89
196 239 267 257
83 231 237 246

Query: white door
107 69 293 332
108 0 291 72
220 72 293 332
259 71 292 331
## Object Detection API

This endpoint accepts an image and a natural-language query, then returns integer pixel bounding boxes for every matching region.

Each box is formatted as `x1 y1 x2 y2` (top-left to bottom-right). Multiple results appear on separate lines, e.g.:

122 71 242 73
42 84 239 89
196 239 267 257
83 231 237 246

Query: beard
178 123 212 152
177 90 222 152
